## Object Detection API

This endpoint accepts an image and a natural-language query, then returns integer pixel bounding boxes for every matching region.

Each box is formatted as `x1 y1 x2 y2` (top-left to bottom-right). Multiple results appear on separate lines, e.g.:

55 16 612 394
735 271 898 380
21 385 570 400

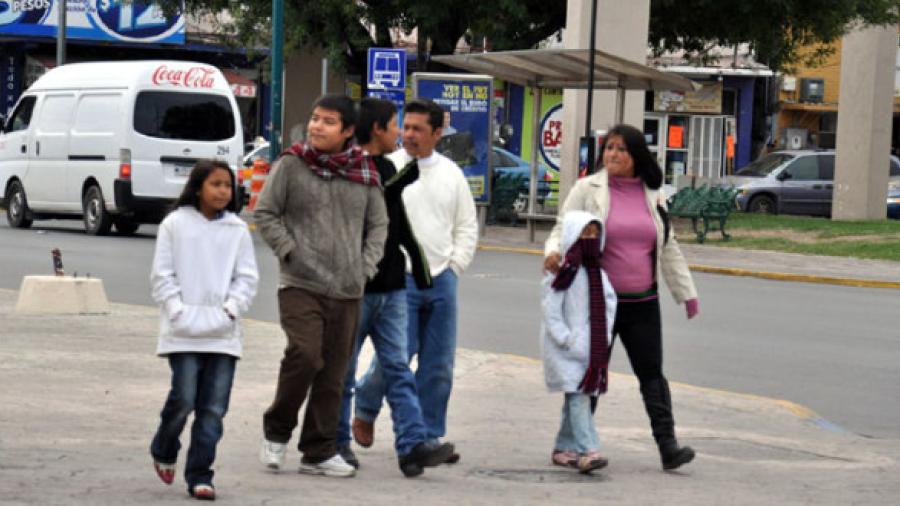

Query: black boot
639 377 695 470
398 441 455 478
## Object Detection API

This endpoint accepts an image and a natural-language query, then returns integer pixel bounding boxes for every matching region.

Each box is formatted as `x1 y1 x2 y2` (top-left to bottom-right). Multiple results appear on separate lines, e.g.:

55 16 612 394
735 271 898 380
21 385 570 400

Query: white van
0 61 244 235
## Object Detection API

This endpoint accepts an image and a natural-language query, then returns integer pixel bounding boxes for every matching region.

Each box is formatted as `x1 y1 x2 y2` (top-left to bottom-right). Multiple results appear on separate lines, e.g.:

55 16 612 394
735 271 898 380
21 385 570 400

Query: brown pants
263 287 360 461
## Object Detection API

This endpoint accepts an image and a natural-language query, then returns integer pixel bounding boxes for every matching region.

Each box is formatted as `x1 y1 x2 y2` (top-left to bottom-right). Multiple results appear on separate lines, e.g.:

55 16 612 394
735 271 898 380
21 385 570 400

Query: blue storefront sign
366 88 406 129
414 73 493 204
1 49 22 117
0 1 185 44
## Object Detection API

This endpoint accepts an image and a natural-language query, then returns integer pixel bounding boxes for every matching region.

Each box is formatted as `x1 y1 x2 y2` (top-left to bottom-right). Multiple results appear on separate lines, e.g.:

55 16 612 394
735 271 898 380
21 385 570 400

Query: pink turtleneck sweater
601 176 657 298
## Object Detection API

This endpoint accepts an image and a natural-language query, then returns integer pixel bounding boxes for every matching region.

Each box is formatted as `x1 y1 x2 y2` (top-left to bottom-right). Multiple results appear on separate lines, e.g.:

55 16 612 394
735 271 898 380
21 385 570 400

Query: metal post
584 0 598 137
270 0 284 156
56 0 67 66
527 88 542 241
615 86 626 124
321 58 328 95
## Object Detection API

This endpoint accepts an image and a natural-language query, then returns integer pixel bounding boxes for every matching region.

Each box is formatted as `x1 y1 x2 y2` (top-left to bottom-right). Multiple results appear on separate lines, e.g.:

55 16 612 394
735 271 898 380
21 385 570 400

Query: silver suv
729 150 900 217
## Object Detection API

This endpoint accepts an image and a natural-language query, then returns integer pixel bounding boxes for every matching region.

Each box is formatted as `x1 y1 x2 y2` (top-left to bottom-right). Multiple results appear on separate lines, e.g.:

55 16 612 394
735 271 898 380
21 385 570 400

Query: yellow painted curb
475 245 900 290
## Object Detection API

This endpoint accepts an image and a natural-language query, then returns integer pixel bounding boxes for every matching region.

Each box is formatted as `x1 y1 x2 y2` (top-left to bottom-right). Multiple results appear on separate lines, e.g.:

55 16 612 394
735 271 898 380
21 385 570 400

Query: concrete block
15 276 110 315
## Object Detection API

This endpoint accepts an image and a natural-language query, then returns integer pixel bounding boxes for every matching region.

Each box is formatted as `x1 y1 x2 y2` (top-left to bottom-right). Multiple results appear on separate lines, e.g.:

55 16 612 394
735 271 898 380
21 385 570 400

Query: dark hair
173 159 237 213
312 94 356 130
404 98 444 132
356 97 397 145
597 124 663 189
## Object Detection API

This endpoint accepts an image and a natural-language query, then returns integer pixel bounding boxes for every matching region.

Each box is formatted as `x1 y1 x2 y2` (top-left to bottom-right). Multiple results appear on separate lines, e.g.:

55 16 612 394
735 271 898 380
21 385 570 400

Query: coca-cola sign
151 65 216 89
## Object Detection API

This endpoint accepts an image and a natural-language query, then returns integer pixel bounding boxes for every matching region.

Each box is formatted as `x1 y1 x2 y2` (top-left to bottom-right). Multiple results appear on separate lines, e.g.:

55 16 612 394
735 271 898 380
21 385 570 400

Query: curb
476 244 900 290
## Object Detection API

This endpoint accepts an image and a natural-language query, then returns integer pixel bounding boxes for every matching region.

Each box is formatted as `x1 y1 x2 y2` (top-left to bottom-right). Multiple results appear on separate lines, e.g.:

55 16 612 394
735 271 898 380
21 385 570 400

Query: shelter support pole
615 86 626 124
527 88 542 242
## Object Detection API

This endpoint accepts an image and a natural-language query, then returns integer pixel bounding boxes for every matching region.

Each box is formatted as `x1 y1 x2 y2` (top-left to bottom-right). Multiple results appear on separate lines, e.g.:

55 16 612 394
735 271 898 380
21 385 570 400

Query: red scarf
283 142 381 187
552 237 609 395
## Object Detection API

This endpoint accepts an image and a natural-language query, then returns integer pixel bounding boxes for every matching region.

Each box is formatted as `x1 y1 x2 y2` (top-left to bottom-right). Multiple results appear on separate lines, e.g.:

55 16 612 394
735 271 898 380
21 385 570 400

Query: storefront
0 1 268 144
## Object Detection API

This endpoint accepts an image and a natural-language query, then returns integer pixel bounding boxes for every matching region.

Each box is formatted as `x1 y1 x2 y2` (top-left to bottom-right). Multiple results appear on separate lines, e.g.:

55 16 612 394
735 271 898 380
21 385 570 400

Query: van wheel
83 185 113 236
6 180 34 229
748 195 776 214
113 217 140 236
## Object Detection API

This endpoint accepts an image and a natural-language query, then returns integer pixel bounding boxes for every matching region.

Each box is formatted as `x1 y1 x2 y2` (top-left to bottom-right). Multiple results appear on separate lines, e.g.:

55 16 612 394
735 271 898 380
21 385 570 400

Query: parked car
491 146 557 212
887 178 900 219
0 61 244 235
728 150 900 217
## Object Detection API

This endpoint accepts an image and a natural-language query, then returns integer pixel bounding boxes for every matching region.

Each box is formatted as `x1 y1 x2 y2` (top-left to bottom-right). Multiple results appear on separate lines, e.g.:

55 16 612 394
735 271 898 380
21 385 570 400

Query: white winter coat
540 210 617 394
151 207 259 358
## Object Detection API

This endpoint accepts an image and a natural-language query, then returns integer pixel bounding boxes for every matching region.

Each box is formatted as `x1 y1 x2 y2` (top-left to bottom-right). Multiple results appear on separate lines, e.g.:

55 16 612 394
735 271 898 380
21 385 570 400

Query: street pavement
1 224 899 504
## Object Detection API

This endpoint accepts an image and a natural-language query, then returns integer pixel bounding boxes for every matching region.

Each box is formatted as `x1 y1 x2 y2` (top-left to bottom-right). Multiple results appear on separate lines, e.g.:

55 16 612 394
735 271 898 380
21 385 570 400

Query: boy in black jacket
335 98 454 477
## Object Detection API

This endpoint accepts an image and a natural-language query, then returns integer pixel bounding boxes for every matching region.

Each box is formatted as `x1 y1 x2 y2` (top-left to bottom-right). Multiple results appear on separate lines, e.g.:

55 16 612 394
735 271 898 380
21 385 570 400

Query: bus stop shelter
432 48 698 240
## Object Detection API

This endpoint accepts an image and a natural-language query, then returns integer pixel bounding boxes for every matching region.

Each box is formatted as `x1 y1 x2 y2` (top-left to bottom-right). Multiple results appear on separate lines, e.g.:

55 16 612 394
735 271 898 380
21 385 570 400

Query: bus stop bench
667 186 739 243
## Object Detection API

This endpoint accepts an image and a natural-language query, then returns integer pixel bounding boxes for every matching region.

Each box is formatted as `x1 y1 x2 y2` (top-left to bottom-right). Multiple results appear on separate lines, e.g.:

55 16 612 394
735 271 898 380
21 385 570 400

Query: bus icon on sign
367 48 406 90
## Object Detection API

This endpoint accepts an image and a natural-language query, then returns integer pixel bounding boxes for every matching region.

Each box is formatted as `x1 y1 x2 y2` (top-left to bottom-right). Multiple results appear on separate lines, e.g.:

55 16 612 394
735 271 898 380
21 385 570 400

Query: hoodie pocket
171 304 234 338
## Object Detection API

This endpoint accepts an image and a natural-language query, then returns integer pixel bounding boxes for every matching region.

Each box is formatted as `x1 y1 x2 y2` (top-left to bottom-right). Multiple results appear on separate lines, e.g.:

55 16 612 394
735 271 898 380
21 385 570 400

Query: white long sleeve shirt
150 207 259 358
388 149 478 276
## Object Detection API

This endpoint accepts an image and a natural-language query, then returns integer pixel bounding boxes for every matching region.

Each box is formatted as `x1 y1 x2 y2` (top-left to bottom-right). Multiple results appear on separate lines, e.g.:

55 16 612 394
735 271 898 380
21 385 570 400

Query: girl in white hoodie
541 210 617 474
149 160 258 501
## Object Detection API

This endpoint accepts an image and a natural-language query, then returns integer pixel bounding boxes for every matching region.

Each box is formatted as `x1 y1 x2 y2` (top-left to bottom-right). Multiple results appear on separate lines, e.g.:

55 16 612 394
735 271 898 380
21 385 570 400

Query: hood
560 210 606 255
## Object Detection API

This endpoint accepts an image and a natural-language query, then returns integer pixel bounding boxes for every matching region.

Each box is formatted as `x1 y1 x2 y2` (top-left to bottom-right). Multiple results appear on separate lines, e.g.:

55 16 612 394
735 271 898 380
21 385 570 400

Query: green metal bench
667 186 739 243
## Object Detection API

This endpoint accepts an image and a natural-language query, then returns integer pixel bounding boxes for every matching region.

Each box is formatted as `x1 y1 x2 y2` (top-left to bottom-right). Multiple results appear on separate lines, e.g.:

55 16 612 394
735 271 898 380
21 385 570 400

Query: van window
36 94 76 133
74 94 121 133
5 96 37 133
134 91 235 141
784 156 819 181
817 154 835 180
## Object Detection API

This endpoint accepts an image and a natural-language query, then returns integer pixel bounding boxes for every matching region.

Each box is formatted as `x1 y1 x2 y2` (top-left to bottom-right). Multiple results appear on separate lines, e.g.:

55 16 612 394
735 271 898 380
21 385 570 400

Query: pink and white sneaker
551 449 578 468
577 450 609 474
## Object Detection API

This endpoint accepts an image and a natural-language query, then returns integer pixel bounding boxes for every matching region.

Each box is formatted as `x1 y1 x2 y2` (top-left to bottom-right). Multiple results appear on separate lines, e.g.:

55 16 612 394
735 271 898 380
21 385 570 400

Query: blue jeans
337 290 427 456
150 353 236 489
554 393 600 453
355 270 458 441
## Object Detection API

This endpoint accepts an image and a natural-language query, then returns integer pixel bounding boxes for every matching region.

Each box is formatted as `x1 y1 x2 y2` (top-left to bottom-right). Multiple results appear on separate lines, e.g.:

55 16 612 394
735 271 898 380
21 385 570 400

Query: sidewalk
1 289 897 505
479 223 900 287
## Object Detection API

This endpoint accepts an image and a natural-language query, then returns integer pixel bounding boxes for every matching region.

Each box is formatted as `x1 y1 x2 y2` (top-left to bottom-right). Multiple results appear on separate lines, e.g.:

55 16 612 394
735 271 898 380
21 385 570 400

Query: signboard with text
654 82 723 114
0 1 185 44
413 73 493 204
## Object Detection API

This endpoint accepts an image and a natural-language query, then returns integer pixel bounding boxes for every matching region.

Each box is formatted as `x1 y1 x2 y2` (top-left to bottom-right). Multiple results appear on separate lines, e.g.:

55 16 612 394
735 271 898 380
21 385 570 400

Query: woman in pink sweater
543 124 699 471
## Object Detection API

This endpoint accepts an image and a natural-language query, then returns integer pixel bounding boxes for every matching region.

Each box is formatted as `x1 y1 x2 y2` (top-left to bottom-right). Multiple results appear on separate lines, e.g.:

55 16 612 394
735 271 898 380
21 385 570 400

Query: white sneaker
260 440 287 471
298 454 356 478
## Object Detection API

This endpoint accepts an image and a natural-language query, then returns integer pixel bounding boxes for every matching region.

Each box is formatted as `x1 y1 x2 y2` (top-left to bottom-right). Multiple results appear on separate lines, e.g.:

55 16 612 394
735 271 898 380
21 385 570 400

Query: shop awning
431 48 698 92
222 69 257 98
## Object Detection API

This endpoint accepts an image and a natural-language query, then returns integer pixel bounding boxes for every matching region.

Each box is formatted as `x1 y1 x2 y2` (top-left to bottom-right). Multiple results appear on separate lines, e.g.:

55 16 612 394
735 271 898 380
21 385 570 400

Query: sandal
577 450 609 474
191 484 216 501
551 449 578 468
153 460 175 485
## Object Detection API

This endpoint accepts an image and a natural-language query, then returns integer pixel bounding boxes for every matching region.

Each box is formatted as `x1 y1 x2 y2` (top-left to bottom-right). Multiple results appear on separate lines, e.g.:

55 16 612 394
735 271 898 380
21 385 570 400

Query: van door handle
20 144 26 154
35 141 39 156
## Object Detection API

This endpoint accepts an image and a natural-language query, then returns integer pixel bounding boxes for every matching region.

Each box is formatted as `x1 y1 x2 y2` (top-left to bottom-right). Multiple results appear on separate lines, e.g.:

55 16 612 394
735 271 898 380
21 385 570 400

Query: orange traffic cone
248 159 271 211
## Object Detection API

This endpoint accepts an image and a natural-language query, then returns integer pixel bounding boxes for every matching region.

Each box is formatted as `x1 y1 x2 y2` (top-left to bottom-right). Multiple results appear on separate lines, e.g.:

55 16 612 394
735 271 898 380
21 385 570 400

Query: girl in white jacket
149 160 258 501
541 210 617 474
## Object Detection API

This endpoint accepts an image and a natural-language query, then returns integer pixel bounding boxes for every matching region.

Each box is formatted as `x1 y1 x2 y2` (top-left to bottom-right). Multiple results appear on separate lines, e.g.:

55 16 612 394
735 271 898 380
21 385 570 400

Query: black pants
604 298 679 449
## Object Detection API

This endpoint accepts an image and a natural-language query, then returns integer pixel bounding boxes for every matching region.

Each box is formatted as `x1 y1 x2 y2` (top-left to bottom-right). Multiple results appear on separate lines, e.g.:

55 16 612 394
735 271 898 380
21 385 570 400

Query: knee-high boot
639 377 695 470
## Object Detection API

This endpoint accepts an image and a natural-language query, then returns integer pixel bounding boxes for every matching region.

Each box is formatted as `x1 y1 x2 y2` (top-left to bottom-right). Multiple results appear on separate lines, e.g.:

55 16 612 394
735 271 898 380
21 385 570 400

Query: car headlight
887 197 900 204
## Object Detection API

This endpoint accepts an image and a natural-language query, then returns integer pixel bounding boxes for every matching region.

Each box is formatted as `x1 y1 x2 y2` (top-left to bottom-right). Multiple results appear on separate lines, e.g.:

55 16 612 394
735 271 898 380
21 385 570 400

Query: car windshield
735 153 794 177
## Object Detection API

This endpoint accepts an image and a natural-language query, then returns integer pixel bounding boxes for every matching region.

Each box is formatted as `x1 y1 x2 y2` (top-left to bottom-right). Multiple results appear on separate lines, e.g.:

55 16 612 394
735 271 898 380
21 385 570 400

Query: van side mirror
777 171 791 181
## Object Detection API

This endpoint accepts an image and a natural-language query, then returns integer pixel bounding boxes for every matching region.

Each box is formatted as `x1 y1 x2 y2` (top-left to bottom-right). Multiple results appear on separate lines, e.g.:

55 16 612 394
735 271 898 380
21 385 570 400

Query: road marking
476 245 900 290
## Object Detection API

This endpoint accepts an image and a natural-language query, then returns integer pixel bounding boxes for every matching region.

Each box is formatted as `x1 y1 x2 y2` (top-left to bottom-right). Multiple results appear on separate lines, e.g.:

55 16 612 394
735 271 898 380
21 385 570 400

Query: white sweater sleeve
150 218 183 318
449 170 478 274
223 227 260 318
541 274 570 348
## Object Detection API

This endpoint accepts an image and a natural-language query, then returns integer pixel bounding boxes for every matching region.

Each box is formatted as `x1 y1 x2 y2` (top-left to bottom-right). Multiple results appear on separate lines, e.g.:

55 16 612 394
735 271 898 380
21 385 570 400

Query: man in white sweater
352 99 478 463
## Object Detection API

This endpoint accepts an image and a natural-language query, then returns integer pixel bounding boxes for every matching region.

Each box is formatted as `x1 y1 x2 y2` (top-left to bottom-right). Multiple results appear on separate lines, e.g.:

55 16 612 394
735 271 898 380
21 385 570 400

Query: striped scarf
552 237 609 395
284 141 381 187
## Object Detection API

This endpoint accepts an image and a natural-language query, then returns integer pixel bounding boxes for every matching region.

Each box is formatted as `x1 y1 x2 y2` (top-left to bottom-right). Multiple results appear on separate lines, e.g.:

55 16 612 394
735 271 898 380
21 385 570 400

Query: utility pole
269 0 284 157
56 0 67 66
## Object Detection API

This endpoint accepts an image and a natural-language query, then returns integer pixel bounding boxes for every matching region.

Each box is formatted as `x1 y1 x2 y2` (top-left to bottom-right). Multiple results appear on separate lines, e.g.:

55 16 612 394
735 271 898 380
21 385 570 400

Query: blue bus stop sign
367 48 406 90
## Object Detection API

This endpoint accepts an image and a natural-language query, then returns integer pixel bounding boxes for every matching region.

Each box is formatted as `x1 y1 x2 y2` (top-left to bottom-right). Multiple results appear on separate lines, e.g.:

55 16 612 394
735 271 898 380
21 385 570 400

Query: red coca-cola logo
151 65 216 88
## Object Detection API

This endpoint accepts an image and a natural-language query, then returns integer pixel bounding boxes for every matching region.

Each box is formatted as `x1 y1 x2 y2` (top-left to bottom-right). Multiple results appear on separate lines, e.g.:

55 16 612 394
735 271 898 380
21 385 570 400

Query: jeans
554 393 600 453
355 270 458 441
262 287 359 461
150 352 236 489
337 290 427 456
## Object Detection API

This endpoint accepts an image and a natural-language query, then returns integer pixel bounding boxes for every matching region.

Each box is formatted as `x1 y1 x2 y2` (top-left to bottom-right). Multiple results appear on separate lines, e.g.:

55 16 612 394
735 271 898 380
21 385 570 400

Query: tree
168 1 898 73
648 0 900 71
